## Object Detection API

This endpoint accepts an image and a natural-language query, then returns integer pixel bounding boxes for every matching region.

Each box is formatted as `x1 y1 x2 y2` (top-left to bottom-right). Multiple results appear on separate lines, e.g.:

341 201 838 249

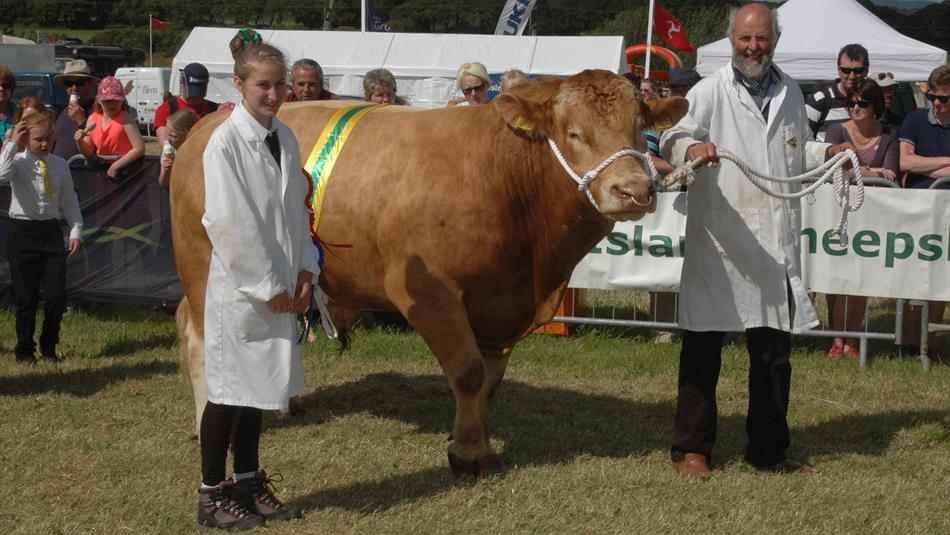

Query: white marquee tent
171 28 626 108
695 0 947 82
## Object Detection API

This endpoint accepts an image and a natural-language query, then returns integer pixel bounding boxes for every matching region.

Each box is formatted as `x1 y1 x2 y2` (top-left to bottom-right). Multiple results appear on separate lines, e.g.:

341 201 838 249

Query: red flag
151 17 168 31
652 3 694 53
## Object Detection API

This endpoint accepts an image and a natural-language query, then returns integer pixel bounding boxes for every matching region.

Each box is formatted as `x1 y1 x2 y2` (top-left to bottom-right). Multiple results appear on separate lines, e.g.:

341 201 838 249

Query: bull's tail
176 298 195 384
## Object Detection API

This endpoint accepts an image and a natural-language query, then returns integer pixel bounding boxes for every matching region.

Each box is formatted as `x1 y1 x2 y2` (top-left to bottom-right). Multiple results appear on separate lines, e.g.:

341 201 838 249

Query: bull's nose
612 184 654 208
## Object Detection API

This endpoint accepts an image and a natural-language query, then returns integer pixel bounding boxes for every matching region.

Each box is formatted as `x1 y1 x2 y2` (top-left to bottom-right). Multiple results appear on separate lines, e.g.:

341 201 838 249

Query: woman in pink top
823 79 899 360
74 76 144 179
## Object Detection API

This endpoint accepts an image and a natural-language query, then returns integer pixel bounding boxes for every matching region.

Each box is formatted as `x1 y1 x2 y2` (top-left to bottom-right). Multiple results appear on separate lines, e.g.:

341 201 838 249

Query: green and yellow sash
304 103 381 238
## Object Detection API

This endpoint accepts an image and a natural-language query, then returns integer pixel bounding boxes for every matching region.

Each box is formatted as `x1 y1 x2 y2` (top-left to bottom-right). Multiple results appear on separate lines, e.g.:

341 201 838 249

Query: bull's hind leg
176 297 207 439
385 272 501 477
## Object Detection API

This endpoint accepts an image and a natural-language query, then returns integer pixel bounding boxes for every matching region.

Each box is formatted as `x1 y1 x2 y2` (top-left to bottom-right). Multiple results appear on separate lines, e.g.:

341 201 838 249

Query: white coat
660 65 830 333
202 102 320 410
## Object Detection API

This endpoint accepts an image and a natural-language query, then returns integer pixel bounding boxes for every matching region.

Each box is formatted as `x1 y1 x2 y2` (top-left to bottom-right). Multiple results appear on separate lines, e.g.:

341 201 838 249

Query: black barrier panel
0 156 182 306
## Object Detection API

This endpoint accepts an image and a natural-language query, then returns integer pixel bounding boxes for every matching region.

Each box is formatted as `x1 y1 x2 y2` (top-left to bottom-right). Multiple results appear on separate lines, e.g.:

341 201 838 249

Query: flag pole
361 0 367 32
645 0 655 78
149 14 153 67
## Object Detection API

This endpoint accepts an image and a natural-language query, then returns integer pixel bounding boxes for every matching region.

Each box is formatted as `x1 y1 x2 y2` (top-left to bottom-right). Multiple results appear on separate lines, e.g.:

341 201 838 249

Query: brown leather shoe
672 453 712 478
756 459 815 474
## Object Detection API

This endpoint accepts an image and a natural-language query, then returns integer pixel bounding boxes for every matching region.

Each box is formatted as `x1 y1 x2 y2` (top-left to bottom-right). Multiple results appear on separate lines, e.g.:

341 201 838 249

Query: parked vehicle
11 72 69 114
115 67 171 131
54 43 145 78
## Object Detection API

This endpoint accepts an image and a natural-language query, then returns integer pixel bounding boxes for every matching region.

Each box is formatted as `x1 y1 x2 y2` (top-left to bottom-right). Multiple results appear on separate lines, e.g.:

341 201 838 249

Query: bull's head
493 70 688 221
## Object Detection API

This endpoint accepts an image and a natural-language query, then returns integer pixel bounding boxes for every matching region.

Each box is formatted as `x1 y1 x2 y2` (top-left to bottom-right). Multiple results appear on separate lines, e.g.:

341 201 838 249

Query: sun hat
457 62 490 88
182 63 210 98
874 71 897 88
96 76 125 102
53 59 100 87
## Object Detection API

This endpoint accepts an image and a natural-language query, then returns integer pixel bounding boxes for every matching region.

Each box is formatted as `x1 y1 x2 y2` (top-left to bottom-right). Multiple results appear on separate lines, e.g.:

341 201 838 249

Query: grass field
1 306 948 534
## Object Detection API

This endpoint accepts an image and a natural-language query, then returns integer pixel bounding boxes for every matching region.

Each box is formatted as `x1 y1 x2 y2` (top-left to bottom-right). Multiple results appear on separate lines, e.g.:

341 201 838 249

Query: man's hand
66 101 86 127
293 270 314 313
67 239 82 257
687 142 719 166
267 291 294 313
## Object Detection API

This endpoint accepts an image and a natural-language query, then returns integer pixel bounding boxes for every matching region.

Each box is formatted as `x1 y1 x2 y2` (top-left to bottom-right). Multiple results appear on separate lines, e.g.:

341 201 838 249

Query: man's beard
732 48 774 80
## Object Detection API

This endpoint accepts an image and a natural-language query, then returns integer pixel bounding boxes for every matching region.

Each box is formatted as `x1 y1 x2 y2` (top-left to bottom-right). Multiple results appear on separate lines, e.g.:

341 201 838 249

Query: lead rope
657 148 863 244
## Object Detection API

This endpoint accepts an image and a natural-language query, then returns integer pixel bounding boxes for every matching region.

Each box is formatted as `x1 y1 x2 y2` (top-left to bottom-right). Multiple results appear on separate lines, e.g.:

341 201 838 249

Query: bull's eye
568 130 583 142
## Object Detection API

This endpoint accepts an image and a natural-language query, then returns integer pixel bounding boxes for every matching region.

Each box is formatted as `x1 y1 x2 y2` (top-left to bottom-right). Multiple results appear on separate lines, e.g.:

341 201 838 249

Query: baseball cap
182 63 210 98
668 68 701 88
874 72 897 88
96 76 125 102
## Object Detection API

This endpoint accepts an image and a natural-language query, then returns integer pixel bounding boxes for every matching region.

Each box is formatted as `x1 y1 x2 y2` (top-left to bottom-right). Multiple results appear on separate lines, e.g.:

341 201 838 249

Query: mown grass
1 306 948 534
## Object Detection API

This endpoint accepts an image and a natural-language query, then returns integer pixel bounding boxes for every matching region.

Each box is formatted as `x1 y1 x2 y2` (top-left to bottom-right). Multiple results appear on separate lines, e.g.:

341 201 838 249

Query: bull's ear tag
514 117 534 132
653 117 674 130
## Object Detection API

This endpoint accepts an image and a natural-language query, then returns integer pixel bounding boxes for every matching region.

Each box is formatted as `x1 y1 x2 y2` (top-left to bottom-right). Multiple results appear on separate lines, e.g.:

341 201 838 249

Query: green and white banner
570 188 950 301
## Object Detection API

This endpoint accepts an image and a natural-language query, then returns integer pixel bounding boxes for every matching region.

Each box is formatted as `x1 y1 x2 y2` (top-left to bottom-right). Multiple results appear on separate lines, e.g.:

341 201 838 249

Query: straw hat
54 60 100 87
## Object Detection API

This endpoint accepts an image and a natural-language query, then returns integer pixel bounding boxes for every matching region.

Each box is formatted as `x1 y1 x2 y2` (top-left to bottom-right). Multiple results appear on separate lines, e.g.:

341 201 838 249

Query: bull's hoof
287 396 306 416
448 451 505 478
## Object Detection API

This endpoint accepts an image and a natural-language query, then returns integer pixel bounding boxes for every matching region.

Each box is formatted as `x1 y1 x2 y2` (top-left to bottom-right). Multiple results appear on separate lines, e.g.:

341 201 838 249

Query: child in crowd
0 113 82 365
74 75 144 179
7 97 49 150
158 110 198 189
195 33 317 530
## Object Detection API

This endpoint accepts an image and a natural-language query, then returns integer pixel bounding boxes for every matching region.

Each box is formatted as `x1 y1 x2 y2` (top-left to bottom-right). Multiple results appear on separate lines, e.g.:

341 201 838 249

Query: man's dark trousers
8 219 68 360
671 327 792 467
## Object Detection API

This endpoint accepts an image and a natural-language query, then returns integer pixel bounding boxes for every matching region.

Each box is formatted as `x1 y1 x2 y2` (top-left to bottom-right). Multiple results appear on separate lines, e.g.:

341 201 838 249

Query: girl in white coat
194 36 319 531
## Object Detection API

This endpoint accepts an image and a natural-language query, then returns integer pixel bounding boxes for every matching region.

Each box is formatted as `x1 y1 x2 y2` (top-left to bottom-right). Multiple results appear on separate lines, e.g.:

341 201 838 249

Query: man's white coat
661 64 830 332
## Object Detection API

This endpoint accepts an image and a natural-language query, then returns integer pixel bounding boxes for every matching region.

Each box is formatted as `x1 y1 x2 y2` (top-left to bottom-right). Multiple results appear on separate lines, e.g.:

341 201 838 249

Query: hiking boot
236 470 302 522
196 479 264 531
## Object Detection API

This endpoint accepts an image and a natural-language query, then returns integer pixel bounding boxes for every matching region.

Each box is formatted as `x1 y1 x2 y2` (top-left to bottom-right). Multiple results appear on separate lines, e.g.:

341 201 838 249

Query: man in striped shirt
804 44 869 142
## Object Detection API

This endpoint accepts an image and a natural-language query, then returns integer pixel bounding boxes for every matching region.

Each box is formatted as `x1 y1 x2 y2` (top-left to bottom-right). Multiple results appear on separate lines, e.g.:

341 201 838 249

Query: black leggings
200 401 263 486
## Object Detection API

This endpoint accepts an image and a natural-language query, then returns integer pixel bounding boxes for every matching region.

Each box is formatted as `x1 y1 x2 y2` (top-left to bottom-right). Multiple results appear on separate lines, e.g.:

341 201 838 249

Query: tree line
1 0 946 67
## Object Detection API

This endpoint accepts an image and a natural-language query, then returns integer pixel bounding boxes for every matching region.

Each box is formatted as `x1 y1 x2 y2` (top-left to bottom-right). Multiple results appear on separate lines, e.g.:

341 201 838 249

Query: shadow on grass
284 371 947 513
0 359 177 397
97 332 178 358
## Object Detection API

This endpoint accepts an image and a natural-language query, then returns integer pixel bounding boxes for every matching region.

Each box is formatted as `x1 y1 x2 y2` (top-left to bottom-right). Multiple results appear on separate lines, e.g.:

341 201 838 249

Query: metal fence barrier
553 292 945 371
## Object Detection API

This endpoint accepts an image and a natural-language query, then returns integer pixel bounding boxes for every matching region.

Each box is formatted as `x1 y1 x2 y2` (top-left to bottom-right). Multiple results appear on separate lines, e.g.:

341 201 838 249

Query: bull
171 70 688 477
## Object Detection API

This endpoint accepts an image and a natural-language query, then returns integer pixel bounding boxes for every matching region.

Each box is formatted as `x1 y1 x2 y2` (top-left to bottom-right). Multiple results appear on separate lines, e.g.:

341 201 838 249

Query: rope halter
547 138 659 213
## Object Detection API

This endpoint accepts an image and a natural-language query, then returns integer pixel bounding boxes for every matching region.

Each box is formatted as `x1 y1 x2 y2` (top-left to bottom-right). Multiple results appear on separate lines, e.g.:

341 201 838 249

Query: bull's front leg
386 272 502 477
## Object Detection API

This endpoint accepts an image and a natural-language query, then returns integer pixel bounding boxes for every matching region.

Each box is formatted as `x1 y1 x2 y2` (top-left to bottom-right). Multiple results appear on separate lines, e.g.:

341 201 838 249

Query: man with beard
805 44 870 141
660 2 853 478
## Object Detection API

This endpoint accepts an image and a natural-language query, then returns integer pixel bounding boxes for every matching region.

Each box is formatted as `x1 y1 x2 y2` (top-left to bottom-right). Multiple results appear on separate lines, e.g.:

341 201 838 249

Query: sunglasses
926 93 950 104
845 100 872 109
462 83 486 95
0 82 11 90
838 66 866 75
63 79 87 88
876 72 894 81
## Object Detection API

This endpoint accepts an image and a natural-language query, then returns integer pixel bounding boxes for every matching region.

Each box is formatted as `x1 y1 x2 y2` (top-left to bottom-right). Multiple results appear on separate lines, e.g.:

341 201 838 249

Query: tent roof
172 28 626 108
696 0 946 82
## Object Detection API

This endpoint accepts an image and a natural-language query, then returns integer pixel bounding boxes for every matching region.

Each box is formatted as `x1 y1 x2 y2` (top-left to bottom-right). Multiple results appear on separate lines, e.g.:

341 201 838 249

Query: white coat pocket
230 291 276 342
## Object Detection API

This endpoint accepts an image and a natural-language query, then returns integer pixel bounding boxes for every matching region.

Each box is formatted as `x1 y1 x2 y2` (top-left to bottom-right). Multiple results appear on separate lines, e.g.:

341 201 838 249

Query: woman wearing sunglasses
823 78 899 359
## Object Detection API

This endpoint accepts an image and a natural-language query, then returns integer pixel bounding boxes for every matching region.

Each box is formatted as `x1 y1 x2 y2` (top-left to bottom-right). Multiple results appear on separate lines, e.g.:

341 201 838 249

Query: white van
114 67 171 133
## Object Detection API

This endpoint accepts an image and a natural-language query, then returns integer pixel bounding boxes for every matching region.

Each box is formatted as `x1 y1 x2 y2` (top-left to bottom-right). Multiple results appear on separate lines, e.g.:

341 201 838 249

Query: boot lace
248 471 287 510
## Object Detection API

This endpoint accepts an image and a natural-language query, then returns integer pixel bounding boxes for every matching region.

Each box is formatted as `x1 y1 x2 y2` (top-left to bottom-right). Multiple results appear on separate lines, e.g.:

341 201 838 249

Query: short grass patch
1 307 948 534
